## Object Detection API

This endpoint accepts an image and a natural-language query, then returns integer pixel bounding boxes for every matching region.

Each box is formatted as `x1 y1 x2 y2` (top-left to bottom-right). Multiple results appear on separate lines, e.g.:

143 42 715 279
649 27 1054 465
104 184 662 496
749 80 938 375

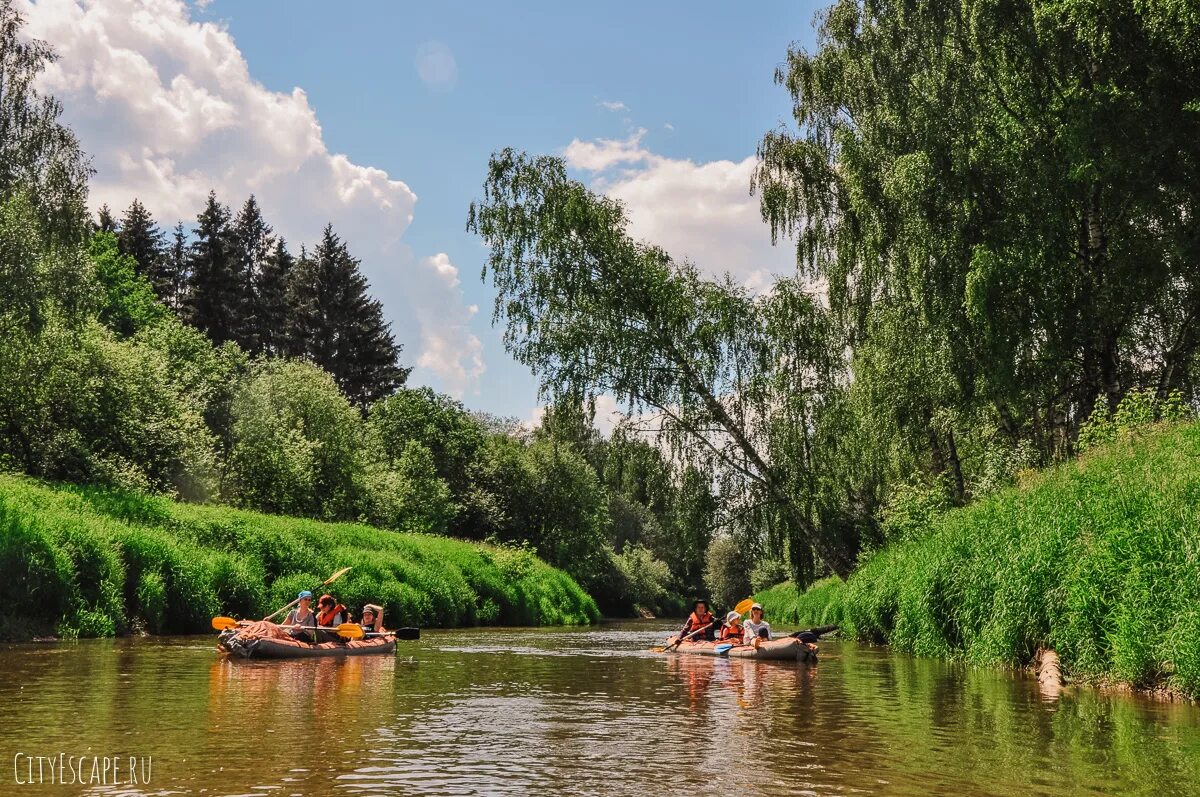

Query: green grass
0 474 598 640
755 421 1200 698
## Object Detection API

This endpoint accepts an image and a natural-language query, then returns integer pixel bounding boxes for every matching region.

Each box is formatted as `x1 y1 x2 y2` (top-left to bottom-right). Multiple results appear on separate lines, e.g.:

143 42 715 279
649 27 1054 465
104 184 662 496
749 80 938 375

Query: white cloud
563 132 794 292
597 99 627 112
561 128 648 172
20 0 485 396
415 40 456 91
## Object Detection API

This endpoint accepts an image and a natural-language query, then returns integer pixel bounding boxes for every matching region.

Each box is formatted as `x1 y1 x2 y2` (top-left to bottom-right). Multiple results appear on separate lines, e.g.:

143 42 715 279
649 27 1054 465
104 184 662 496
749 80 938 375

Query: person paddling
678 599 717 644
283 590 318 643
742 603 771 645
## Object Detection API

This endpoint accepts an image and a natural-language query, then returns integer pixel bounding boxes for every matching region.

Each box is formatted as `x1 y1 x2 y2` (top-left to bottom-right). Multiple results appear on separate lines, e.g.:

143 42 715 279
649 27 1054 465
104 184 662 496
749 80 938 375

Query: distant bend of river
2 621 1198 796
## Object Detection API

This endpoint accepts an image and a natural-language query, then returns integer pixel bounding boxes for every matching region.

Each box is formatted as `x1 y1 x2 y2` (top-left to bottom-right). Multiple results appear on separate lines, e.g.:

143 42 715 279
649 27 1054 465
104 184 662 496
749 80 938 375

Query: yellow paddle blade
336 623 364 640
733 597 755 616
323 566 352 586
211 616 239 631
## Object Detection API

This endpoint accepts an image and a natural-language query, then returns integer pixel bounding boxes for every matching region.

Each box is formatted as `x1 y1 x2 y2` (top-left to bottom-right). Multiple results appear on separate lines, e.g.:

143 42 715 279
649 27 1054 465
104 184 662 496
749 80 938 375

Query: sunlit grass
756 422 1200 698
0 474 598 639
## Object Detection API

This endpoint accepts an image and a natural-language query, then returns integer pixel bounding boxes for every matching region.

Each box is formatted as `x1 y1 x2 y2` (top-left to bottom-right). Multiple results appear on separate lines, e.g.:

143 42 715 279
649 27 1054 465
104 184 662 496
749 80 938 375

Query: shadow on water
0 624 1198 796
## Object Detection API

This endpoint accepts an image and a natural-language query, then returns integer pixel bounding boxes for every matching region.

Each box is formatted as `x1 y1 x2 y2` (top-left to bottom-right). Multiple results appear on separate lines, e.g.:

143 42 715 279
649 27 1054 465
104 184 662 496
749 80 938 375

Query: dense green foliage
0 473 597 640
469 0 1200 589
0 3 713 619
755 421 1200 698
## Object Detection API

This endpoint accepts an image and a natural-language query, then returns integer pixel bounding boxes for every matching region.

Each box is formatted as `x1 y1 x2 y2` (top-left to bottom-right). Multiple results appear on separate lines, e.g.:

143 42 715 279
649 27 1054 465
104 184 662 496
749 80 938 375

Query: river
2 621 1199 796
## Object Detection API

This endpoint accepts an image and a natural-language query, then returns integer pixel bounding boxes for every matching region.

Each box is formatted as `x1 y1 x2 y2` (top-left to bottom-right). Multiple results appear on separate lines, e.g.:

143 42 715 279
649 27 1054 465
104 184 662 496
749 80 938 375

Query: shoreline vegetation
0 473 598 642
755 422 1200 701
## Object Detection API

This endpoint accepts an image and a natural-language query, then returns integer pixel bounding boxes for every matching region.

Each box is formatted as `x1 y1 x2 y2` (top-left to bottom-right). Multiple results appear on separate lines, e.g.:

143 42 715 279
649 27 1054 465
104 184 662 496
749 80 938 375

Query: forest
3 0 1199 632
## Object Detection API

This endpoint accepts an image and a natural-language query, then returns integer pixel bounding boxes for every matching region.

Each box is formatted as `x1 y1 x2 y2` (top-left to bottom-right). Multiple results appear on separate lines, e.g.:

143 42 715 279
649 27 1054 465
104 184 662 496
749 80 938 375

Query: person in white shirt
742 603 771 645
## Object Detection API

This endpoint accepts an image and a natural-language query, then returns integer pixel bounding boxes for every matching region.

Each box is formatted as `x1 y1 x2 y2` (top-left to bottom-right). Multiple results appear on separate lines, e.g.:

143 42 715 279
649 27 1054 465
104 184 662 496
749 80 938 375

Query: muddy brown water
2 621 1199 796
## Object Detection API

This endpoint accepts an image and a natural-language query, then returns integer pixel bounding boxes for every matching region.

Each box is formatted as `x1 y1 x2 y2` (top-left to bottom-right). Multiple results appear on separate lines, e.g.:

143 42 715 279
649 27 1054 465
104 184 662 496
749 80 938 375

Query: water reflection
0 626 1197 796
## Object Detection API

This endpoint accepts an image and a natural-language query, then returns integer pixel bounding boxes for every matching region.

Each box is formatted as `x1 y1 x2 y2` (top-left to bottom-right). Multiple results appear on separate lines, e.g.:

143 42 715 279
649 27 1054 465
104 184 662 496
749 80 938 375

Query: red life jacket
719 622 743 641
317 603 346 627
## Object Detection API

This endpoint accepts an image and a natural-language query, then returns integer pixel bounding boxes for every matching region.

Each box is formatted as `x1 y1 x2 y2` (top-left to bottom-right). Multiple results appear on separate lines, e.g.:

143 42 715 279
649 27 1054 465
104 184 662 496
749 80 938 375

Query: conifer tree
257 237 294 356
230 195 272 353
118 198 165 285
184 192 243 345
162 221 189 311
95 204 118 234
287 224 407 405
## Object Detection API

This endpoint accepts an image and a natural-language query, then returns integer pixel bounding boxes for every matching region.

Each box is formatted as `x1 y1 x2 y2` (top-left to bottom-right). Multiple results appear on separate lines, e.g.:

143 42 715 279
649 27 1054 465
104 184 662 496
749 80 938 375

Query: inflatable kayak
663 636 817 663
217 626 396 659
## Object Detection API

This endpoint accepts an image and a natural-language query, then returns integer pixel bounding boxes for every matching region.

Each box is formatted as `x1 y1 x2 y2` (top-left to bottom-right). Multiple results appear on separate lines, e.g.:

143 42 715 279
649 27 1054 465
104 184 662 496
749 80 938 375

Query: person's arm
764 622 772 641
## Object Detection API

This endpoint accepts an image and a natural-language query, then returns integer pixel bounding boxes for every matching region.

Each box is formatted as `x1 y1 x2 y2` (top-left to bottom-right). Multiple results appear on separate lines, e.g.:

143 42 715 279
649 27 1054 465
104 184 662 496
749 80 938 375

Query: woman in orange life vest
678 599 717 643
718 610 744 642
315 594 347 643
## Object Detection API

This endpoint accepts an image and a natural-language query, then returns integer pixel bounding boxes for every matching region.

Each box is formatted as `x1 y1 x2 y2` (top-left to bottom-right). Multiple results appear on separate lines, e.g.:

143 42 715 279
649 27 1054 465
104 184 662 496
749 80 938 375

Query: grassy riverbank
756 422 1200 699
0 474 598 641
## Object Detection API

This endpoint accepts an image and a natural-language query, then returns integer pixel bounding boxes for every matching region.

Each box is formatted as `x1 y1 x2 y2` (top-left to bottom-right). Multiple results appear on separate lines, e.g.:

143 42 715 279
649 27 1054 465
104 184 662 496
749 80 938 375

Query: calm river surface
2 621 1199 796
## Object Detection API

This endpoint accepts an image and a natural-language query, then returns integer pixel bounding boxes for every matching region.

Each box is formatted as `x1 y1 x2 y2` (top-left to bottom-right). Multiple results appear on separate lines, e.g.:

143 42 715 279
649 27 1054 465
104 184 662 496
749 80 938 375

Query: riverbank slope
0 474 598 641
756 422 1200 699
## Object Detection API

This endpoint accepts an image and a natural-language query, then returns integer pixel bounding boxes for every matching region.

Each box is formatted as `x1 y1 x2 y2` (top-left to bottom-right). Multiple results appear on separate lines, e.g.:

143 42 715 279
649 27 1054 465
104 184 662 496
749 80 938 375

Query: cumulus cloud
20 0 484 396
562 132 795 292
415 40 457 91
597 99 627 112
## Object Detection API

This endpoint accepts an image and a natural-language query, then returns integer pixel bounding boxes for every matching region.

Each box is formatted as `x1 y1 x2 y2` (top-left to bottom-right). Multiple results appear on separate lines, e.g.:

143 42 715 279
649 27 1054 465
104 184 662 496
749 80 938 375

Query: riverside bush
0 473 598 640
754 421 1200 698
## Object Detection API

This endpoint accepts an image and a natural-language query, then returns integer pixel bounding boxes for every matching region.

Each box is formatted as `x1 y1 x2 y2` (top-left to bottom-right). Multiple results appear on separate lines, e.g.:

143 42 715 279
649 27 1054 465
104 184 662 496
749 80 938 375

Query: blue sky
27 0 825 424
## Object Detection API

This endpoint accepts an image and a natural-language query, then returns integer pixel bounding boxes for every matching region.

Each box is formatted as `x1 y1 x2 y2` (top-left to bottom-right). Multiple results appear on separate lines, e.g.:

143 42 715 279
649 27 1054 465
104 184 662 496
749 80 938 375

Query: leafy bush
363 441 455 533
227 359 365 518
703 535 752 609
612 543 673 614
0 319 218 498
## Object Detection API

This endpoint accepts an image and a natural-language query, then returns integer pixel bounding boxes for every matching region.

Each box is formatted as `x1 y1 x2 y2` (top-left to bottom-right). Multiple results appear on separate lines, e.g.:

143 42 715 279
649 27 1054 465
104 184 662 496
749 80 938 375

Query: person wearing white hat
717 610 744 642
742 603 771 645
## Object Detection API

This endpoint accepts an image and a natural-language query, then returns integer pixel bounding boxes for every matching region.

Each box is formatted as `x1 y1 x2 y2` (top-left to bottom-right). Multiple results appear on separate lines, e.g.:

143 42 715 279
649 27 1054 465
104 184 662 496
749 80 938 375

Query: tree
366 387 485 529
257 237 294 355
226 359 365 519
117 199 165 284
185 192 244 346
753 0 1200 472
363 440 455 534
229 195 272 353
287 224 407 405
161 222 190 311
89 231 167 337
95 205 117 234
0 1 91 246
468 151 855 577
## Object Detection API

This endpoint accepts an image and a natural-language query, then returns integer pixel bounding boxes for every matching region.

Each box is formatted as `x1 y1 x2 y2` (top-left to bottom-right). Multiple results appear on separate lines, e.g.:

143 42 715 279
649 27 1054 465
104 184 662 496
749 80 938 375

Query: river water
2 621 1199 796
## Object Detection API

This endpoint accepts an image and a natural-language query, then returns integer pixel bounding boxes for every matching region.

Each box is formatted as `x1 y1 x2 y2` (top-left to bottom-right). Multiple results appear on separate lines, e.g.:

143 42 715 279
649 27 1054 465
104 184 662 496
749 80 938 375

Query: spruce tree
162 221 189 311
258 237 294 356
230 195 272 353
95 204 118 234
287 224 408 405
118 198 165 285
184 192 243 345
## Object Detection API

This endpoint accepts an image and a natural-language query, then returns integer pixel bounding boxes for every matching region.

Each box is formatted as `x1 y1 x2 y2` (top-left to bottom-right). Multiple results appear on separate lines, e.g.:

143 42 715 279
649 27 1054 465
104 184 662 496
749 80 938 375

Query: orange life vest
719 622 743 641
686 610 715 635
317 603 346 627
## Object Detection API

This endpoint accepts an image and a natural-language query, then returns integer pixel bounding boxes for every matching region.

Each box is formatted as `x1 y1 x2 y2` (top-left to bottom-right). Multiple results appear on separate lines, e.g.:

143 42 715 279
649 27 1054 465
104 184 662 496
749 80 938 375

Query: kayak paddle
261 567 352 622
338 626 421 641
